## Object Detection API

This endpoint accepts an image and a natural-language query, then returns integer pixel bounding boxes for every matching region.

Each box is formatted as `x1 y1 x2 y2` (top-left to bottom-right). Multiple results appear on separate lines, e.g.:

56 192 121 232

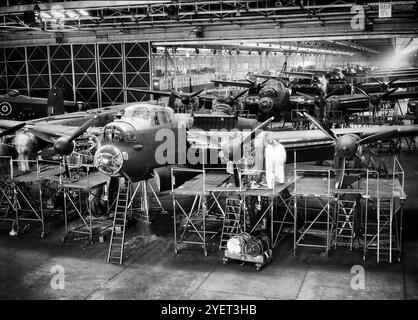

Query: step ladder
377 198 394 263
107 178 131 264
335 199 356 251
219 197 242 250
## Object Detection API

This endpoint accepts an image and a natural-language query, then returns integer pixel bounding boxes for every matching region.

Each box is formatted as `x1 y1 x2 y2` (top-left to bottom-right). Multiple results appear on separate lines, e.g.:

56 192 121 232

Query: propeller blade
387 77 399 86
233 163 240 187
233 89 249 101
260 78 270 87
354 86 370 97
0 122 26 138
381 87 398 100
334 155 345 189
38 146 58 158
371 78 383 86
241 116 274 146
30 129 56 144
324 87 340 100
358 129 399 145
302 112 338 142
170 89 183 99
189 89 204 98
68 116 96 142
245 79 255 85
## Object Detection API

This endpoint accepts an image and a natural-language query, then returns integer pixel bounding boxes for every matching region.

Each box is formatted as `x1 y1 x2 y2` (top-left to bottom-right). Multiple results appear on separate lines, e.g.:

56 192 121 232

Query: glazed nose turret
94 144 124 175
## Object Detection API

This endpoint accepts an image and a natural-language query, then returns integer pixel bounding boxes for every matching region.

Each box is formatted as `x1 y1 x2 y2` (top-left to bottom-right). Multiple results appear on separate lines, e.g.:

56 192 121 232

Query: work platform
0 158 66 237
170 156 406 263
61 171 112 244
0 157 114 242
171 167 298 256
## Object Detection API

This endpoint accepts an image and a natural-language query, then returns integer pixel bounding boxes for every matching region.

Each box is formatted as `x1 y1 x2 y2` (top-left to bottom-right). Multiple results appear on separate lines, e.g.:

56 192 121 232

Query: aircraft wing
211 80 253 88
330 125 418 139
373 90 418 100
188 124 418 151
283 71 314 79
0 119 25 130
124 88 172 97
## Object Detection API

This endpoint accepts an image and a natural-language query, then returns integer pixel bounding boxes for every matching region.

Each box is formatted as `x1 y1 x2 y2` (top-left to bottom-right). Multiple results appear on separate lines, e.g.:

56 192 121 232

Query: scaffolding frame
292 168 335 259
0 159 57 237
62 170 112 243
362 157 406 263
171 167 229 256
240 169 296 249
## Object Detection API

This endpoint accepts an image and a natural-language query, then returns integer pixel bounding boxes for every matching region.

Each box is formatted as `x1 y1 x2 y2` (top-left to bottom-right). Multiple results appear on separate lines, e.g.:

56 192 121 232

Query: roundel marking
0 102 12 116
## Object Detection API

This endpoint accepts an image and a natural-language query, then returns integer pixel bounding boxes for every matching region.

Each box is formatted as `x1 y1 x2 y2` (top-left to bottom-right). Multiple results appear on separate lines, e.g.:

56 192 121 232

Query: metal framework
62 170 112 243
0 158 64 237
1 1 416 53
0 41 150 107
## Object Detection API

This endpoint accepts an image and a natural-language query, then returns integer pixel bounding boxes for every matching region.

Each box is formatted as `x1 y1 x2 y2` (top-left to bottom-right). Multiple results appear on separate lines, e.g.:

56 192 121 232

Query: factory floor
0 149 417 300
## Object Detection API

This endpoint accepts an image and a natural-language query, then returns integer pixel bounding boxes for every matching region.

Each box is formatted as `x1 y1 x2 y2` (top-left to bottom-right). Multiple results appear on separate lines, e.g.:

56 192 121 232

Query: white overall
265 141 287 188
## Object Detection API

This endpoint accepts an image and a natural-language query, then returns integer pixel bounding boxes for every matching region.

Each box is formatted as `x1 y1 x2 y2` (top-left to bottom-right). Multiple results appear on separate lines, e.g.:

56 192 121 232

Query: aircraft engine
257 87 290 121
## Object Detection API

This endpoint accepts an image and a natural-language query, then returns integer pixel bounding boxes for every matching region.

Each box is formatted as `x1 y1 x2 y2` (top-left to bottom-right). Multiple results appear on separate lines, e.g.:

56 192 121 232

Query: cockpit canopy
103 121 137 143
121 104 173 128
102 104 174 143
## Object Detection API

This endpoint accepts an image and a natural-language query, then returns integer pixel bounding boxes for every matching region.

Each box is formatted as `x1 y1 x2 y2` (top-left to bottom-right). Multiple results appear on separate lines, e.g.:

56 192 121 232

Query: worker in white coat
264 138 287 188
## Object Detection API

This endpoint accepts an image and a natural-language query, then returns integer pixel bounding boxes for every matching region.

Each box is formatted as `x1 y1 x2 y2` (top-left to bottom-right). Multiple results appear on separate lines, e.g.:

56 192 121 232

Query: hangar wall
0 41 151 108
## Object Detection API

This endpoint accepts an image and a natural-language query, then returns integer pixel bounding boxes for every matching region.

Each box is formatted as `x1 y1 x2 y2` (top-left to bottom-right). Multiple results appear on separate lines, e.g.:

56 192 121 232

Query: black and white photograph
0 0 417 306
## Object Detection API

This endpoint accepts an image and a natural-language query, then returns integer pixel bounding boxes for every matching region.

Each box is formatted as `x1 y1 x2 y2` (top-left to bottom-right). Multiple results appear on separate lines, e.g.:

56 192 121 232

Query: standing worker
264 137 287 188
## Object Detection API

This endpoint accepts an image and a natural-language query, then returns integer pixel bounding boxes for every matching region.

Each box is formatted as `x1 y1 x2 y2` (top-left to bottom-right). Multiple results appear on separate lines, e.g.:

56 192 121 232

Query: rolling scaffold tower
292 155 406 263
0 157 64 237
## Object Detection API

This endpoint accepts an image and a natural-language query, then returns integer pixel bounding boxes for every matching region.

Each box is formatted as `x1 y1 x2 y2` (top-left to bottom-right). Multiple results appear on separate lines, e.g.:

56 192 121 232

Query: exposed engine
256 86 290 122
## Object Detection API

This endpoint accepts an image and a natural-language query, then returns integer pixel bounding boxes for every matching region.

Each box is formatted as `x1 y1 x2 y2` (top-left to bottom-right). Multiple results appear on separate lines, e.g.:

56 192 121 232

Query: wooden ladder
107 178 130 264
219 197 241 250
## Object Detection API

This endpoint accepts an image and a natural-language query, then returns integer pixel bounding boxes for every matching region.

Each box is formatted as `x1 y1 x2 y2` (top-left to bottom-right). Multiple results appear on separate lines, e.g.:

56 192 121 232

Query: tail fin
47 86 65 116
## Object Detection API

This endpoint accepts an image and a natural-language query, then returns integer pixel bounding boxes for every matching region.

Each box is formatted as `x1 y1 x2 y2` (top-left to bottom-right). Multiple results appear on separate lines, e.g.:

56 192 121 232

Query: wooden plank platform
61 172 109 190
294 175 406 199
13 165 64 183
243 177 299 197
171 172 231 195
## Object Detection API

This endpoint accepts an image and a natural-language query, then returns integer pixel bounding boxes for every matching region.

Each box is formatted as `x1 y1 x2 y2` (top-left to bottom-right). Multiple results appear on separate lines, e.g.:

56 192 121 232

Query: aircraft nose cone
94 145 123 175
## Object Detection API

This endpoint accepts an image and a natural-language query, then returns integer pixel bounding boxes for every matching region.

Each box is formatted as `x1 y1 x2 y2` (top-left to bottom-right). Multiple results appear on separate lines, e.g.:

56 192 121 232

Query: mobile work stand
62 171 112 244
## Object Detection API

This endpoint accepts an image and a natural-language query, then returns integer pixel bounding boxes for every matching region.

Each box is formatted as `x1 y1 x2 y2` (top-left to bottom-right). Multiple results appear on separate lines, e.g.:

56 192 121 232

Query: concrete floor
0 148 417 300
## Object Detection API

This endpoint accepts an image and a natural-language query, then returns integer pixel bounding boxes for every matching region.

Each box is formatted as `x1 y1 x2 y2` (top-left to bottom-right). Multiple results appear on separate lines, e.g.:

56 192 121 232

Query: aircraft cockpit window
157 111 168 125
103 128 137 143
7 89 20 97
124 108 154 123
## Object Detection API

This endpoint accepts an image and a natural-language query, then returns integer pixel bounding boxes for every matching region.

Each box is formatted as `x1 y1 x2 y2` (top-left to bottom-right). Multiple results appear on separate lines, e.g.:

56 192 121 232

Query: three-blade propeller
32 116 97 157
